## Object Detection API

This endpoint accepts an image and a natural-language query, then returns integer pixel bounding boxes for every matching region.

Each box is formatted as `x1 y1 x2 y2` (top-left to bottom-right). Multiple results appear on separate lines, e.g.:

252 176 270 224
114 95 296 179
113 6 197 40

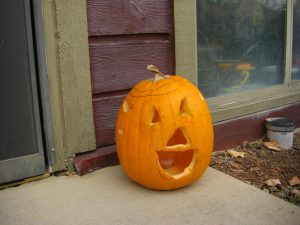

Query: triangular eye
167 128 188 146
122 100 131 112
179 97 192 116
151 107 160 124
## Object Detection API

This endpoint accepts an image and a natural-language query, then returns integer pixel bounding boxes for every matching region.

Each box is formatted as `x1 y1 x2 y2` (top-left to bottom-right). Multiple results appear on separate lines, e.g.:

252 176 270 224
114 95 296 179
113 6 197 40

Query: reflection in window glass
293 0 300 80
197 0 286 98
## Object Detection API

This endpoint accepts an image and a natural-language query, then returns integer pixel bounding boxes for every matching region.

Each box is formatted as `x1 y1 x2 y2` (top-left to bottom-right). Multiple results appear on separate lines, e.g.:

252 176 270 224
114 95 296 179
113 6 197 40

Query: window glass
197 0 286 98
293 0 300 80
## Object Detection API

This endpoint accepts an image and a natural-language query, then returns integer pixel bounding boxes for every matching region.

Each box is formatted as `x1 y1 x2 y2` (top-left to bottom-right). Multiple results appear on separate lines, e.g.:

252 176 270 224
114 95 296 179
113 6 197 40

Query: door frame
0 0 55 183
32 0 56 166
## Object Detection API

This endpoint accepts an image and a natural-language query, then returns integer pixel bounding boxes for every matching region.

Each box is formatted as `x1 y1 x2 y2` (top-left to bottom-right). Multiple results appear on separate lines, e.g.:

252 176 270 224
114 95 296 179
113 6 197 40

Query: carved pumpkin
116 65 214 190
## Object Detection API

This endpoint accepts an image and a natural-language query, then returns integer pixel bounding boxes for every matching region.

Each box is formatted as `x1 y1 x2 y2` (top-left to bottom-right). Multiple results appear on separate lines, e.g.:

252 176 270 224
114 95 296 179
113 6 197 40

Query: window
197 0 286 98
293 0 300 80
174 0 300 122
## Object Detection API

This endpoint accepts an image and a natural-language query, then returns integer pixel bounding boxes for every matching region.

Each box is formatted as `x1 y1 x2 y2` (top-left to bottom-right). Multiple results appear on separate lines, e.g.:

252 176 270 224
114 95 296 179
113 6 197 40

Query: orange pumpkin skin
116 72 214 190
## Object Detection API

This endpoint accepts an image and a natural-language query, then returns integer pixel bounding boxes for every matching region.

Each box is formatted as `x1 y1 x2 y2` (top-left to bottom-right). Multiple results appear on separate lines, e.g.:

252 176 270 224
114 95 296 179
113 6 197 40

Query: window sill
209 82 300 122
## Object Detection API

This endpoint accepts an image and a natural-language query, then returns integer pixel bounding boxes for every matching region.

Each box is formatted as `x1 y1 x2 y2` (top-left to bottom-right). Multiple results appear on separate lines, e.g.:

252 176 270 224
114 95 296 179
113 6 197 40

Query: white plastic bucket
265 117 295 150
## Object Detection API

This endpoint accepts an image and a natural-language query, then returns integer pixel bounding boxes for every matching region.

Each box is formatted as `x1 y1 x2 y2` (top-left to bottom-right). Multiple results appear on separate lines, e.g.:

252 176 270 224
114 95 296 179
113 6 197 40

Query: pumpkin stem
147 65 166 82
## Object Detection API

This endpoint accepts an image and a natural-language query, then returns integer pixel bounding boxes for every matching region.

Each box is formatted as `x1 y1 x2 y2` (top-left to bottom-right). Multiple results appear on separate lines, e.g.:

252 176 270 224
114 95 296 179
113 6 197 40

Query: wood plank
174 0 197 84
73 145 119 176
55 0 96 156
43 0 66 171
43 0 96 171
93 94 127 147
89 39 173 93
87 0 172 36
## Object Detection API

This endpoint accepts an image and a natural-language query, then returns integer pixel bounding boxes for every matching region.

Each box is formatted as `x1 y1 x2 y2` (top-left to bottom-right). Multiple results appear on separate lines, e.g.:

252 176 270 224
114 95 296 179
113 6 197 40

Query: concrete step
0 166 299 225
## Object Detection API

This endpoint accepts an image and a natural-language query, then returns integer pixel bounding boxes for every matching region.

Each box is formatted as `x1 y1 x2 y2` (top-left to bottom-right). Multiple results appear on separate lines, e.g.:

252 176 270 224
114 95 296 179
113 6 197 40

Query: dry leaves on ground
210 132 300 206
265 179 281 187
227 149 245 158
263 141 281 152
289 176 300 186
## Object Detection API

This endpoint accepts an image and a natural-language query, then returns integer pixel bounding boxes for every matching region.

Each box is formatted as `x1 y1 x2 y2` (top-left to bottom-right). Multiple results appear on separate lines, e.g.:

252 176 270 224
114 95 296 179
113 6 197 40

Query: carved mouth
157 150 194 177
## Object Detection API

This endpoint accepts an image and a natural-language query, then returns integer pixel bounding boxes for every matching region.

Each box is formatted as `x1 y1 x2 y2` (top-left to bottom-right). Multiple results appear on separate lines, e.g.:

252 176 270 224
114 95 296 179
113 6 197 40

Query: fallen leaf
288 176 300 186
214 158 223 165
265 179 281 187
247 150 257 157
227 149 245 158
229 169 244 173
250 167 260 172
292 189 300 197
270 169 279 176
229 161 241 169
234 158 243 164
256 171 264 177
263 141 281 151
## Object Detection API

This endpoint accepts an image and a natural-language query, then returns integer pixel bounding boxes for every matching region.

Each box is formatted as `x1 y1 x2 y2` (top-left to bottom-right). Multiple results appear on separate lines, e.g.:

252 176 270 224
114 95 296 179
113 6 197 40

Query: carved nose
167 128 187 146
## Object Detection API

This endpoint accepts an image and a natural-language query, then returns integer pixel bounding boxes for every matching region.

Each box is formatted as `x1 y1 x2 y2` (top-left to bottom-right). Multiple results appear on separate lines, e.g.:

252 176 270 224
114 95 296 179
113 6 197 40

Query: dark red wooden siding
87 0 174 148
88 0 171 35
89 36 172 93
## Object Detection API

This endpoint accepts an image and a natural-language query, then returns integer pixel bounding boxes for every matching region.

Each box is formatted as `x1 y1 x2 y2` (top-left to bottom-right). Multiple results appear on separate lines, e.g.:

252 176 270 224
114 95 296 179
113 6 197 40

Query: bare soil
210 131 300 206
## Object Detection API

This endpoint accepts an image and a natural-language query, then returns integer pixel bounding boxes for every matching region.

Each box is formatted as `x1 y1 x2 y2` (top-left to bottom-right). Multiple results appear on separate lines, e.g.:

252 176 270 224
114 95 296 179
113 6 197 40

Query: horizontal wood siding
87 0 171 35
93 94 127 146
89 39 172 93
87 0 174 148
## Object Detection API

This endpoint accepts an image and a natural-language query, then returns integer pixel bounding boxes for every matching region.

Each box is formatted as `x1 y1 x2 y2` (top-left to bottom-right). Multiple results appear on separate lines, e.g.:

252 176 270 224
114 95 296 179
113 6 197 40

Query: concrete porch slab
0 166 299 225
